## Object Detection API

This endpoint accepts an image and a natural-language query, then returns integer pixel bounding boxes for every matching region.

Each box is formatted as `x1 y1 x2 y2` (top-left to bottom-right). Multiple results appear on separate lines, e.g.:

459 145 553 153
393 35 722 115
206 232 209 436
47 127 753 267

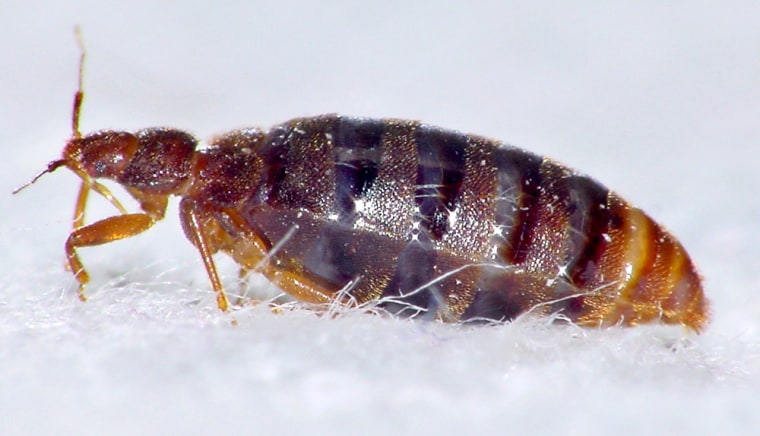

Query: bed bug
15 36 707 331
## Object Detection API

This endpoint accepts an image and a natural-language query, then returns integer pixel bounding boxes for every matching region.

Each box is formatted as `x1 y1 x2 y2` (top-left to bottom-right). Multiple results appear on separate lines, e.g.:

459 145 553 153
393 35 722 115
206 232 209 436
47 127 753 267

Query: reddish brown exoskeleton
15 35 708 330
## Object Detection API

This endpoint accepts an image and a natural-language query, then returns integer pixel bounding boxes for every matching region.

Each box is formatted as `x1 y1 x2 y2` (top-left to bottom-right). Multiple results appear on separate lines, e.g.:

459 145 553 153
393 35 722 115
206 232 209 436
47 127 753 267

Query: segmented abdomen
239 115 706 330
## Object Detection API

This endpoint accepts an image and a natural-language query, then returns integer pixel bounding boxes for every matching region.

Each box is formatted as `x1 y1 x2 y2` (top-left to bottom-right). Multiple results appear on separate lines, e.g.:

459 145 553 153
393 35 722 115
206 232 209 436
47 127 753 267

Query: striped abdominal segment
236 115 705 328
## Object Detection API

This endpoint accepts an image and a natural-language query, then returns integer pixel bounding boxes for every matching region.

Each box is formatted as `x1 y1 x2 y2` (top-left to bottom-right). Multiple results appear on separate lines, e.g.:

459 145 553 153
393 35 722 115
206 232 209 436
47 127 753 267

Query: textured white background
1 1 759 435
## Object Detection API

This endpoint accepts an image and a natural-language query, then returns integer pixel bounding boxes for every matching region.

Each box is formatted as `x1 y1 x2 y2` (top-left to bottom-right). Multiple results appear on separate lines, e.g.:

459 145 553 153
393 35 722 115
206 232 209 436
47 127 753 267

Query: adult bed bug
15 37 708 330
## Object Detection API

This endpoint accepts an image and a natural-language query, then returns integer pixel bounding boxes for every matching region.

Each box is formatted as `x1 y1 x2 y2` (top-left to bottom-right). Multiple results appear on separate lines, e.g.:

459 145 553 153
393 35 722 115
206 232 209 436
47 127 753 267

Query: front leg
65 213 155 301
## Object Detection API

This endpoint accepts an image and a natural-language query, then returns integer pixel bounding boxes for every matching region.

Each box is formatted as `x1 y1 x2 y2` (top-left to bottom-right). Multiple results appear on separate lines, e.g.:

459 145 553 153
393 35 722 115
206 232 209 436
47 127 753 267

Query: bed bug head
13 28 197 218
12 132 134 195
14 28 258 215
15 127 193 187
66 128 197 193
14 91 197 218
11 131 138 218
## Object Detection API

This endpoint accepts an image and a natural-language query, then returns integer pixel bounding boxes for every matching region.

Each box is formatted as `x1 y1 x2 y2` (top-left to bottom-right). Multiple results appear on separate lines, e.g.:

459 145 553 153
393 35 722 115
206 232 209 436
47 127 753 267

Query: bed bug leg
180 202 230 312
63 182 91 273
231 267 282 315
234 266 252 306
221 212 338 306
73 182 89 229
65 213 155 301
264 268 336 305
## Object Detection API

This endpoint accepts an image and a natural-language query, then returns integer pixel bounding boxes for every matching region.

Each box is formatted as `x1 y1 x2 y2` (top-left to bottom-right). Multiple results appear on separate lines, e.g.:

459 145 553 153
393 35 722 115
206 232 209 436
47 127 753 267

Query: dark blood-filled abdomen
238 115 706 329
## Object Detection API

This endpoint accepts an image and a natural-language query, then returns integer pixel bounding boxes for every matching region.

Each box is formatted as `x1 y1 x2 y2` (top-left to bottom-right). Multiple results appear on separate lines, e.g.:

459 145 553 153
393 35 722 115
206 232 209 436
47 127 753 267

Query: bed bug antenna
13 26 86 196
12 159 68 194
72 24 85 139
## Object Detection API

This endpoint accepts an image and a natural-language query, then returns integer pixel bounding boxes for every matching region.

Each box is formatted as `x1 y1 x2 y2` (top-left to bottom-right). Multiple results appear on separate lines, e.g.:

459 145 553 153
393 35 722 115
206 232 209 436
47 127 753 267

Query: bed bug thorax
15 32 708 330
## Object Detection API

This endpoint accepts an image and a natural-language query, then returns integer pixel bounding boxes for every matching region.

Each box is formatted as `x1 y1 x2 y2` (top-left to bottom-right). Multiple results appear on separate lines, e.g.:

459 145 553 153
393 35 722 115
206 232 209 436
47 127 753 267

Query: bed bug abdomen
222 115 706 330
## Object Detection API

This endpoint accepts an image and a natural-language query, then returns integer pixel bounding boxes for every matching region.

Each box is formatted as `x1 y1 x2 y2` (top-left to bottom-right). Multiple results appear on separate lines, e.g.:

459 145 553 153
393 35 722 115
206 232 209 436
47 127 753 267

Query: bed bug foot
216 291 229 312
77 285 88 302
